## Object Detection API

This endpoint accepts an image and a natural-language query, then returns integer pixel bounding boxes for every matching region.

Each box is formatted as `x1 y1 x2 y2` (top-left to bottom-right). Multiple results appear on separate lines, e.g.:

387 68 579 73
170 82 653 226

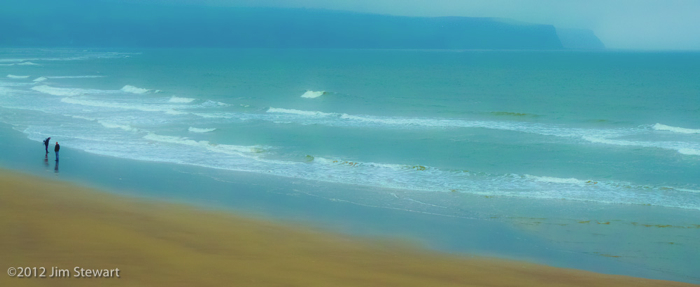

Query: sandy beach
0 169 694 287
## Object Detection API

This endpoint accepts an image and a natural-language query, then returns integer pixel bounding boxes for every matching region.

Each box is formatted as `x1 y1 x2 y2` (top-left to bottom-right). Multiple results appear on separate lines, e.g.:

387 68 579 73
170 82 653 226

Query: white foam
191 112 241 119
32 85 90 97
678 148 700 156
267 107 336 117
121 85 152 94
301 90 325 98
339 114 435 126
0 52 138 63
653 123 700 134
16 61 40 66
169 96 195 103
525 175 588 185
98 121 139 132
249 107 700 158
188 127 216 133
267 107 500 129
48 75 104 79
0 82 32 87
202 100 229 107
167 110 188 115
677 188 700 193
11 118 698 210
69 115 96 121
7 75 30 79
33 77 48 82
583 136 700 156
143 133 264 155
582 136 629 146
144 133 209 146
61 97 184 115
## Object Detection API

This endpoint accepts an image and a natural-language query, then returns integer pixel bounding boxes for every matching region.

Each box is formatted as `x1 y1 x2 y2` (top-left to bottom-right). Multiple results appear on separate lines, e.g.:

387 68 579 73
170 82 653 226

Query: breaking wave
582 136 700 156
98 121 140 132
143 133 266 155
16 61 41 66
31 85 105 97
301 90 325 98
7 75 30 79
188 127 216 133
267 107 335 117
678 149 700 156
121 85 153 94
47 75 104 79
61 97 185 115
169 96 195 103
653 123 700 134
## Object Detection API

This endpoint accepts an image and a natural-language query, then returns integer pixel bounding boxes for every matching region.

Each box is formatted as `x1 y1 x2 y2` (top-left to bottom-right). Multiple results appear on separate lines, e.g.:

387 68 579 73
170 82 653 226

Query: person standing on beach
54 142 60 161
43 137 51 153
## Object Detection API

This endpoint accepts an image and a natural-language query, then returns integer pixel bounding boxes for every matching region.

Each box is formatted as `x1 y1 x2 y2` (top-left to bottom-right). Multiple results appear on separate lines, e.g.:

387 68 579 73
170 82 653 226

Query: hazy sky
168 0 700 50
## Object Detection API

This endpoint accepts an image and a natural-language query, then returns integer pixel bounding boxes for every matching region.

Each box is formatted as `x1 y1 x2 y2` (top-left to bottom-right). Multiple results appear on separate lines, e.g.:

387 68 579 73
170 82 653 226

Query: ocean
1 48 699 282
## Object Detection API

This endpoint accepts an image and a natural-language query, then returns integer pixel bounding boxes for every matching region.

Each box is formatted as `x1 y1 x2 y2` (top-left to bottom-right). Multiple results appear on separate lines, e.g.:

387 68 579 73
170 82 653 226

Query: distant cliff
0 1 565 49
556 29 606 50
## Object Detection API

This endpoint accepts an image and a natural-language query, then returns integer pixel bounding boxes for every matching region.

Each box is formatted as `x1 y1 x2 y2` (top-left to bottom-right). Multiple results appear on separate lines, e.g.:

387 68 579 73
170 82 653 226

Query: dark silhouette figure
54 142 60 161
43 137 51 153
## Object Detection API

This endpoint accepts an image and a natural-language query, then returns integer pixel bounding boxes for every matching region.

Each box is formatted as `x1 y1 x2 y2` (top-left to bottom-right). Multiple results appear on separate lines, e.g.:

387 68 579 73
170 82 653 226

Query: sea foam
32 85 89 97
7 75 30 79
678 148 700 156
583 136 700 156
121 85 152 94
98 121 139 132
653 123 700 134
188 127 216 133
33 77 48 82
169 96 195 103
61 97 184 115
301 90 325 98
525 175 588 186
267 107 336 117
16 61 40 66
143 133 264 155
48 75 104 79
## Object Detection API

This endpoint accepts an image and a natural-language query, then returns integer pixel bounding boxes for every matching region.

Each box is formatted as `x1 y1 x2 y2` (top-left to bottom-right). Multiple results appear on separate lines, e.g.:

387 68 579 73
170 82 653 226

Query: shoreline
1 122 699 283
1 168 695 286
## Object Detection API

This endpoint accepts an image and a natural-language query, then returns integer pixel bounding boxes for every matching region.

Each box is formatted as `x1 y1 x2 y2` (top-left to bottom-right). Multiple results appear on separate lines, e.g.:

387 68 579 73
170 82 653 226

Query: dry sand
0 169 694 287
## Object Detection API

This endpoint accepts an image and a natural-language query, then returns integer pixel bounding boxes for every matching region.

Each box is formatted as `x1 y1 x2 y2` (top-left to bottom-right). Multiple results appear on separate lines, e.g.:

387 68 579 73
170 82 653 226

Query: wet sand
0 169 694 287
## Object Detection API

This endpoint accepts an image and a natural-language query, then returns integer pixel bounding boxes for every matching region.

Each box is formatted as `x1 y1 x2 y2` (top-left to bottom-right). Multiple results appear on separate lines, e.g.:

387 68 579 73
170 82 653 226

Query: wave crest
188 127 216 133
267 107 335 117
653 123 700 134
143 133 266 155
32 85 88 97
16 61 40 66
7 75 30 79
121 85 152 94
301 90 326 98
525 175 588 185
169 96 195 103
678 148 700 156
98 121 139 132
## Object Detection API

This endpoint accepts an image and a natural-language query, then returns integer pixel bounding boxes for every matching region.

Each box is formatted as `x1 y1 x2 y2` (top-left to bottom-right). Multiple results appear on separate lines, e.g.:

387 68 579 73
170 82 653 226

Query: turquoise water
1 48 699 282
